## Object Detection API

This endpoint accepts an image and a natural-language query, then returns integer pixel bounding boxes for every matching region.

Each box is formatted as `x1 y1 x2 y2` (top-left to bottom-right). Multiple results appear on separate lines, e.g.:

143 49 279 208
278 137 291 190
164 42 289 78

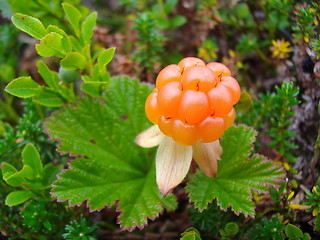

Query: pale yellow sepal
134 125 164 148
192 140 222 177
289 204 311 210
156 136 193 196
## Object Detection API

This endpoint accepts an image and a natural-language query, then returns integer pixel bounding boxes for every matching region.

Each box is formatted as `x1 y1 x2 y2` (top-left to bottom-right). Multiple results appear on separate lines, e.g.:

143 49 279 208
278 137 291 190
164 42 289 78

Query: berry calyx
145 57 240 145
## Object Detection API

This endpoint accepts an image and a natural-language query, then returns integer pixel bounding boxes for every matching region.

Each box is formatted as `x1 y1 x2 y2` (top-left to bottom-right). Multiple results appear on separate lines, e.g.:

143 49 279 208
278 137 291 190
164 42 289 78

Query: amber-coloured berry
178 90 209 124
181 66 217 92
178 57 205 73
158 116 174 137
157 82 183 118
220 76 241 104
207 85 233 117
145 90 161 124
207 62 231 81
197 117 226 143
224 108 236 129
156 64 182 89
172 119 197 145
145 57 240 145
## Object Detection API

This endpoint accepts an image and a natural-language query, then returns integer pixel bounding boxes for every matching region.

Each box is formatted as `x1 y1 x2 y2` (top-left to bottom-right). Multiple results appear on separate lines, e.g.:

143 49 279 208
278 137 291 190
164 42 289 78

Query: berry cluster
145 57 240 145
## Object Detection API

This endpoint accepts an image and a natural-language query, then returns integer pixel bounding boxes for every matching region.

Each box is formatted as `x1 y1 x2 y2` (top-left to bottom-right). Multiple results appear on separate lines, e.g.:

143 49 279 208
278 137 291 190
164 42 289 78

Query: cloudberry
145 57 240 145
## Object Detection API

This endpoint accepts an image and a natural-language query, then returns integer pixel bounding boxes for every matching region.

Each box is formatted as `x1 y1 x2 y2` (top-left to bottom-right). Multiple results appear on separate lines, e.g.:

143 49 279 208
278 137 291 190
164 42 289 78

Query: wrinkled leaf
186 125 284 217
45 76 177 230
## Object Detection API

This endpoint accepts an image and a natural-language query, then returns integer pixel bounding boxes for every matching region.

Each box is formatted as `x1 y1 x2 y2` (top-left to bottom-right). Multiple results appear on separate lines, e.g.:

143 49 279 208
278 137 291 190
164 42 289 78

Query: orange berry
178 90 209 124
207 85 233 117
156 64 182 89
181 66 217 92
197 117 226 143
172 119 197 145
145 57 240 145
157 81 183 118
158 116 174 137
220 76 241 104
224 108 236 129
178 57 206 73
145 90 161 124
207 62 231 81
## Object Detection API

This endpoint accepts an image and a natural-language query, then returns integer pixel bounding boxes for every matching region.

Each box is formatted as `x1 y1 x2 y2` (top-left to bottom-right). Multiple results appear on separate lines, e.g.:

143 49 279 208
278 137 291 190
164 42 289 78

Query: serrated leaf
5 190 33 206
44 76 177 230
22 143 43 177
11 13 48 40
32 88 64 107
186 125 284 217
97 47 115 74
5 76 40 98
61 52 86 70
35 32 66 58
62 3 82 37
81 12 97 44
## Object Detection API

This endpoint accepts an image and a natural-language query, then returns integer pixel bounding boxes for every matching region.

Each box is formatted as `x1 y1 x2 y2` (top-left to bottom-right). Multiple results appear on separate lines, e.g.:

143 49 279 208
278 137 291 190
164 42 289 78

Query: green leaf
81 12 97 44
69 36 82 52
97 47 115 74
45 76 177 230
285 224 303 240
62 3 82 37
11 13 48 40
80 82 107 98
186 125 284 217
37 61 59 90
180 227 202 240
22 143 43 177
1 162 17 179
32 88 64 107
42 164 64 186
61 52 86 70
5 190 33 206
0 63 15 82
170 15 187 28
47 25 72 52
164 0 178 14
303 233 311 240
5 77 40 98
4 165 33 187
235 91 252 113
35 32 66 58
225 222 239 236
